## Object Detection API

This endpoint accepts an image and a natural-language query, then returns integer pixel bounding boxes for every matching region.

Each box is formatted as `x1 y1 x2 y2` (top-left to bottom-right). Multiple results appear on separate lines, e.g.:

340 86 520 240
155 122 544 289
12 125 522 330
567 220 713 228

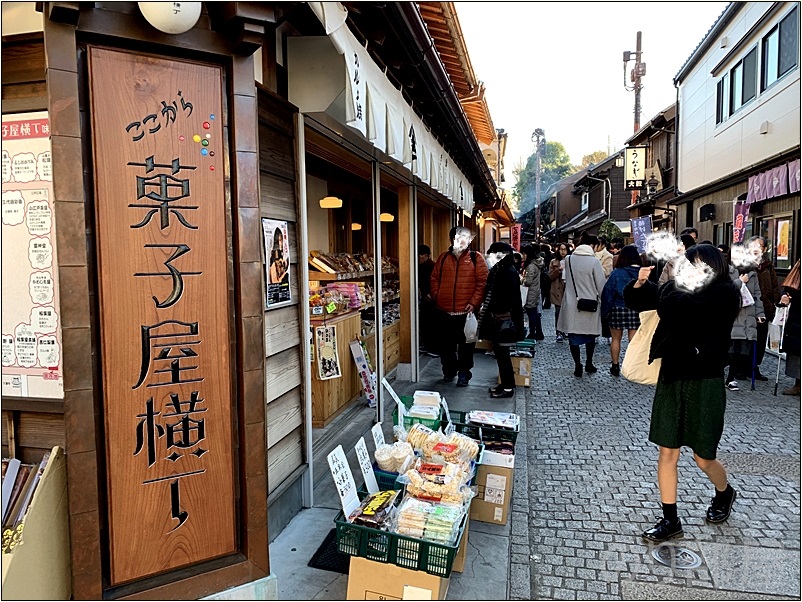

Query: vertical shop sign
88 48 235 584
732 199 751 244
776 218 790 261
511 224 522 251
262 218 292 308
1 112 63 399
630 215 652 254
624 146 647 190
316 325 342 380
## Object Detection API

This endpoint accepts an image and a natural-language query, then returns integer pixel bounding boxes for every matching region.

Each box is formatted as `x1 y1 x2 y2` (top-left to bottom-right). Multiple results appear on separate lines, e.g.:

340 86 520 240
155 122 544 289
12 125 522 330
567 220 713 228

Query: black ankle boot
610 364 620 376
574 364 583 377
585 363 598 374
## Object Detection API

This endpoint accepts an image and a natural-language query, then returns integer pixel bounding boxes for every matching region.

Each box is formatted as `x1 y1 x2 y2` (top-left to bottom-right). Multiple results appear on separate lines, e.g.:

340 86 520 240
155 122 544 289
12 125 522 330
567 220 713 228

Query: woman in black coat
624 244 741 543
478 242 525 398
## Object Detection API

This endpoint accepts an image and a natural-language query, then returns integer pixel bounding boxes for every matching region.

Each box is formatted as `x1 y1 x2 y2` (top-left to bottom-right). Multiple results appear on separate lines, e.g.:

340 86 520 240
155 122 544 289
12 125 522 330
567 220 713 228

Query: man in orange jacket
430 227 489 386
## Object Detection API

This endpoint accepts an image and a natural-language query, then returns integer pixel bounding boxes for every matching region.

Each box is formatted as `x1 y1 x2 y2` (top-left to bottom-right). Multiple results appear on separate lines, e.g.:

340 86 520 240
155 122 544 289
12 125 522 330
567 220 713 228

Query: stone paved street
519 308 801 600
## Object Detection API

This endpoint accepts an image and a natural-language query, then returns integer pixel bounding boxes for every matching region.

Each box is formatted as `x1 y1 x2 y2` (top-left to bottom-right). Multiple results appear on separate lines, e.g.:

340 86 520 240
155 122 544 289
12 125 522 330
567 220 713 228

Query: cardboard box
451 517 469 573
469 464 513 525
498 357 531 387
347 556 450 600
1 447 71 600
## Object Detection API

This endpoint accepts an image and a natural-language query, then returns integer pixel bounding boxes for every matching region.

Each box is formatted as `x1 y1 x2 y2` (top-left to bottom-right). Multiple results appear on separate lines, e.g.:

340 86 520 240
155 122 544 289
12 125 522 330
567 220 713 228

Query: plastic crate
392 395 441 431
334 493 467 577
444 409 519 445
372 463 402 490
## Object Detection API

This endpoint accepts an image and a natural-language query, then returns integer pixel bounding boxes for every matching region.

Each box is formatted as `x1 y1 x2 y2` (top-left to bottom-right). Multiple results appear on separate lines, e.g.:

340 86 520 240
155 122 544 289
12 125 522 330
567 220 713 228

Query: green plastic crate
444 409 519 445
392 395 441 431
334 492 466 577
372 463 402 490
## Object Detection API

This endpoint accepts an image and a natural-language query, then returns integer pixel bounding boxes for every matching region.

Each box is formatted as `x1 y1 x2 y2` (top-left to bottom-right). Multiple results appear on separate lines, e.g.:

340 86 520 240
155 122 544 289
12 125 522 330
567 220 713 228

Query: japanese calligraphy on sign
1 112 63 399
315 325 342 380
630 215 653 254
624 146 647 190
88 47 235 584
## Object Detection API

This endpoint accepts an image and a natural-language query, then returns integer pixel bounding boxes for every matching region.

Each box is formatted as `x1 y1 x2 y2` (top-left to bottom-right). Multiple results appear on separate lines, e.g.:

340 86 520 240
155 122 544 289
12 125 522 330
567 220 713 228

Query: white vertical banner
327 445 360 517
355 437 379 494
344 41 367 136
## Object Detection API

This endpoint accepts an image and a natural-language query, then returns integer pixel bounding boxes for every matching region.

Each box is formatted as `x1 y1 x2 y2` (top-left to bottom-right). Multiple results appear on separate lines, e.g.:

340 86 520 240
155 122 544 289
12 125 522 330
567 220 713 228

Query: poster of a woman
262 218 292 308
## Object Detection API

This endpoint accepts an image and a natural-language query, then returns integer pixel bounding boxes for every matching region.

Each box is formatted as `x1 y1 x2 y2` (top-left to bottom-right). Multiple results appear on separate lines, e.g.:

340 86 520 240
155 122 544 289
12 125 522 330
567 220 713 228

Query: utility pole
531 128 545 240
624 31 646 133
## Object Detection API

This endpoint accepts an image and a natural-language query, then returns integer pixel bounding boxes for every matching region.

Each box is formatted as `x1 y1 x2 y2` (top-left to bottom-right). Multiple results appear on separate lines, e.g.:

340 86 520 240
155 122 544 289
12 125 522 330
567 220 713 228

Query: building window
762 6 799 91
581 191 589 212
716 76 727 124
729 46 757 115
758 214 794 269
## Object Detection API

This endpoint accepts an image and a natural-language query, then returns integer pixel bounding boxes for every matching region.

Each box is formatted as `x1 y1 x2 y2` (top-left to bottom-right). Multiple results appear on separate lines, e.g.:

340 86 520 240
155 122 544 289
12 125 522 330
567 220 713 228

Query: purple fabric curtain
788 159 800 194
774 163 788 197
747 174 757 203
756 170 768 202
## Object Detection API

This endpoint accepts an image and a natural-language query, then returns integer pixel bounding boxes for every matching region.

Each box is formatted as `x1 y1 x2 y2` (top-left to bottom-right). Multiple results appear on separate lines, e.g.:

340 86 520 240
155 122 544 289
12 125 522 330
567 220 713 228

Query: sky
455 1 730 187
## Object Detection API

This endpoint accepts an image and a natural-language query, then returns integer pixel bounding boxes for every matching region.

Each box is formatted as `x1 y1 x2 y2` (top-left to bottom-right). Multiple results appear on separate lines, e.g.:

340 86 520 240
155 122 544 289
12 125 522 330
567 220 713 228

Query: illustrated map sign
88 47 235 584
1 112 63 399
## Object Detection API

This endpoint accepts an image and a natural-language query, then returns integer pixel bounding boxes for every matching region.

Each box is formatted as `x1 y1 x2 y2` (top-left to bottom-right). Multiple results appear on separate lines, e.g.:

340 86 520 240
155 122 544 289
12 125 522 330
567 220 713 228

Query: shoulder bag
621 309 661 385
568 256 599 312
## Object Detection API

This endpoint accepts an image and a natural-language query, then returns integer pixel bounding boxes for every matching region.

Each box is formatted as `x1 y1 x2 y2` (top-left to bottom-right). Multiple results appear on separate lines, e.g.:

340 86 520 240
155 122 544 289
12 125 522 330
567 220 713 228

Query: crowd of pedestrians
417 225 799 543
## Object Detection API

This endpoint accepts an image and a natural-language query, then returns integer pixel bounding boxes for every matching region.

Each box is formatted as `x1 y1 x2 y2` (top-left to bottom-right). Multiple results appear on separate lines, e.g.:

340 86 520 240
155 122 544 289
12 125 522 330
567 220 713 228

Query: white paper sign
403 585 433 600
355 437 379 494
484 473 507 505
2 335 14 366
371 422 385 449
327 444 360 518
382 377 406 422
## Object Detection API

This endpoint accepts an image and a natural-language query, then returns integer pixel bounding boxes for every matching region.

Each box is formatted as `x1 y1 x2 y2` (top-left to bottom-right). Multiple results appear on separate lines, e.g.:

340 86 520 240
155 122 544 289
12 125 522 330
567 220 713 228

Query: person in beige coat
549 243 569 341
594 236 614 278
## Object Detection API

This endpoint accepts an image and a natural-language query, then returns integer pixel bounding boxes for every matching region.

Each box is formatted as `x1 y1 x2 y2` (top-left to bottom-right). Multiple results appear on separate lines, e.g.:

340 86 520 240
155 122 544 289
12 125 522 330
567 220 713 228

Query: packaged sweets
374 444 395 472
407 423 436 450
348 489 400 528
394 496 465 545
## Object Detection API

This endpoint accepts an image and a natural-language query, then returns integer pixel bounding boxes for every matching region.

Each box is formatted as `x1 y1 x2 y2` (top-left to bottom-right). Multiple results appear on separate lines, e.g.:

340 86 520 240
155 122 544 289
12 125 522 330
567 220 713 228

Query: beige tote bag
621 310 662 385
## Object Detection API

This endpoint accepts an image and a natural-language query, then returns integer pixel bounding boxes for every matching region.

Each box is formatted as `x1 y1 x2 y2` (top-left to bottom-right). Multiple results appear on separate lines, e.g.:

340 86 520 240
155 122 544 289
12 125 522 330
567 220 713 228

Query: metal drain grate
652 545 703 569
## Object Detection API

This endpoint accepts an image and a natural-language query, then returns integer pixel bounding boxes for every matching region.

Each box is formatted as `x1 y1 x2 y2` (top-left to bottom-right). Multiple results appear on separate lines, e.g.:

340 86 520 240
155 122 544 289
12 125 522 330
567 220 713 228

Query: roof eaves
673 2 742 85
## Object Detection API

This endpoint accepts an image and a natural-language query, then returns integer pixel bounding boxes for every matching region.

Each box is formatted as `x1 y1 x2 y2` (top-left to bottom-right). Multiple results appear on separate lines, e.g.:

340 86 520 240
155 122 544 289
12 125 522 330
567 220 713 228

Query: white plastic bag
463 312 478 343
768 322 783 352
740 282 755 307
773 304 789 327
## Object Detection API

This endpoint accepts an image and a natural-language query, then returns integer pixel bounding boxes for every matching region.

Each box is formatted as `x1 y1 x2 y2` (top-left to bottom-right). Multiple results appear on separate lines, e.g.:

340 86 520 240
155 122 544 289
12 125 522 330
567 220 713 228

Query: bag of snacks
348 489 400 529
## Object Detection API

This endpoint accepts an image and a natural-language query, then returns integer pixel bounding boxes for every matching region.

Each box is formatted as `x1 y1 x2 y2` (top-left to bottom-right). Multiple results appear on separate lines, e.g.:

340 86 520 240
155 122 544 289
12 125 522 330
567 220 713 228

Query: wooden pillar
398 185 414 365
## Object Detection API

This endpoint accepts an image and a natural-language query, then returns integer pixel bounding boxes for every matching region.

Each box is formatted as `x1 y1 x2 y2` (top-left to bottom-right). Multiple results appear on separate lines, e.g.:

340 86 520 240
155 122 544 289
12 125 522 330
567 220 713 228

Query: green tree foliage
512 141 576 218
577 150 609 170
599 219 623 241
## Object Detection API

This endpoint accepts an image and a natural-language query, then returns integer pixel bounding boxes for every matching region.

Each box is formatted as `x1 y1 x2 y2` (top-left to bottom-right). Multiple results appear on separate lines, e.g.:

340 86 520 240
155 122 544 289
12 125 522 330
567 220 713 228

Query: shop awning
301 2 475 214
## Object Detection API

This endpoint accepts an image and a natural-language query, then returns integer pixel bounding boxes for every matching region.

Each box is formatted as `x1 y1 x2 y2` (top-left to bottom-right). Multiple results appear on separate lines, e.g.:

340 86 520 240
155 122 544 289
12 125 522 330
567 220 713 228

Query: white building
672 1 800 272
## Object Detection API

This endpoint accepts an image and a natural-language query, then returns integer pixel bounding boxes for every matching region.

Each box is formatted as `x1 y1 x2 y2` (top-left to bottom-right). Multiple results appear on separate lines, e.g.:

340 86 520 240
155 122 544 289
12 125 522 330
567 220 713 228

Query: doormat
307 528 351 574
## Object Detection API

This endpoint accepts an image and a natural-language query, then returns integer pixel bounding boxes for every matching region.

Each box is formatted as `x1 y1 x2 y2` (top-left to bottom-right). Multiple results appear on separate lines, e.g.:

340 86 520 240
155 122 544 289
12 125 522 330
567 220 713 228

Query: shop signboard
624 146 647 190
262 218 292 308
1 112 63 399
732 199 751 244
511 224 522 251
630 215 652 254
88 47 236 584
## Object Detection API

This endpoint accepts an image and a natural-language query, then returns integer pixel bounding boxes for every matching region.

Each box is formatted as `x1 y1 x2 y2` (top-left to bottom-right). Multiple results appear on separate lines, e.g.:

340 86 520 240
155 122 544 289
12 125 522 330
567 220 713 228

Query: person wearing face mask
430 227 489 387
748 236 781 380
477 242 525 398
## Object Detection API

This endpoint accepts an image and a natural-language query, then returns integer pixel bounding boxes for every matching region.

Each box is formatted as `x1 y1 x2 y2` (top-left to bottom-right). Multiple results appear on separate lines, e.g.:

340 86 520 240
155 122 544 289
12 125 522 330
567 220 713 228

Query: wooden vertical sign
88 47 236 584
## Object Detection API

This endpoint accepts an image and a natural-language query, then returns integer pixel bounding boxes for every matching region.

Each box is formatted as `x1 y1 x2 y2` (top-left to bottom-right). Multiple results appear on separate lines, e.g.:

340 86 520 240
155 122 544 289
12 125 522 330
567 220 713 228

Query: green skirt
649 376 726 460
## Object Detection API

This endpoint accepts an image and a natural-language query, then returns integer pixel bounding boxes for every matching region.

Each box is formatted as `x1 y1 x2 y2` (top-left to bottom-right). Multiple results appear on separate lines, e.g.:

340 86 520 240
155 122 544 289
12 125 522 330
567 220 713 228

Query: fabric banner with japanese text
1 111 63 399
630 215 652 254
732 199 752 244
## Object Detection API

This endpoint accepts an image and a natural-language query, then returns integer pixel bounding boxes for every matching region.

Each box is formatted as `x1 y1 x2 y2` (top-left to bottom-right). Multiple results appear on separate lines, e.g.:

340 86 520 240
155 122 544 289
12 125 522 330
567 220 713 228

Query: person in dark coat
624 244 741 543
749 237 781 380
601 245 643 376
478 242 525 398
540 243 553 309
521 245 545 340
